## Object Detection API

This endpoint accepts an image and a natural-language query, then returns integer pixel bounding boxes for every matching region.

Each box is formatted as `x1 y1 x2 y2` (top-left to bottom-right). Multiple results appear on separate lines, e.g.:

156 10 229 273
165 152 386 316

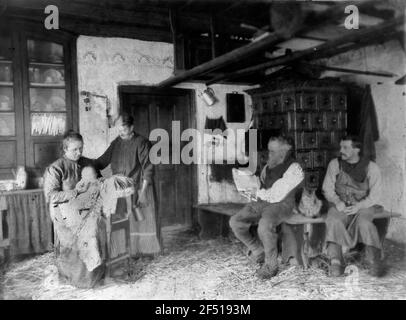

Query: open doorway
119 86 197 227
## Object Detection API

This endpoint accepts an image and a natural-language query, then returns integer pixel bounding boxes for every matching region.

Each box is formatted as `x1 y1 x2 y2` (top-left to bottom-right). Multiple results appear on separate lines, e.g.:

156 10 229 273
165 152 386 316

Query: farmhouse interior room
0 0 406 300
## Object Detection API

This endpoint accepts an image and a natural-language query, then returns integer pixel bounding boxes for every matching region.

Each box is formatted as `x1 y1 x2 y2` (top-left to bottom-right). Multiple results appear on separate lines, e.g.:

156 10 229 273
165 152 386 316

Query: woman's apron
111 185 161 258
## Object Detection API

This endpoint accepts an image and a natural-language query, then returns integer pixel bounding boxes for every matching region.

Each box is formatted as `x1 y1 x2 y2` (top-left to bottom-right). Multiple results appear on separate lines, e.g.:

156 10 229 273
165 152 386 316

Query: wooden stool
105 196 132 278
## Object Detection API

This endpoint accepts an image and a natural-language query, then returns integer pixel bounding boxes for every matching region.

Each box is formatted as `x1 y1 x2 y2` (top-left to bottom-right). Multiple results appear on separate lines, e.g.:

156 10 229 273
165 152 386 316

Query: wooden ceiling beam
177 0 197 12
300 62 396 77
157 0 383 87
5 0 257 39
5 12 172 42
218 0 246 14
157 31 285 87
5 0 171 29
205 16 403 85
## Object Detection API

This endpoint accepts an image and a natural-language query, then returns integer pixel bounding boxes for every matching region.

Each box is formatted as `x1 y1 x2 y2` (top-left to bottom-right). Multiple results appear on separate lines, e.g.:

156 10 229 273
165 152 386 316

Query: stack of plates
0 95 10 110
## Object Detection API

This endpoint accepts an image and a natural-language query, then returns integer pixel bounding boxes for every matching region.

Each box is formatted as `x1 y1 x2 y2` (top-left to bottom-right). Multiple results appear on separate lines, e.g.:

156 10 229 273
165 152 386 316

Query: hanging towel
359 85 379 161
204 116 227 133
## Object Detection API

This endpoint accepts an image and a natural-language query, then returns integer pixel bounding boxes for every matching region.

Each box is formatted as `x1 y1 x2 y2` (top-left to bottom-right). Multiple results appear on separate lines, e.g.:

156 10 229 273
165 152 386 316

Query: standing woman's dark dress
95 132 161 256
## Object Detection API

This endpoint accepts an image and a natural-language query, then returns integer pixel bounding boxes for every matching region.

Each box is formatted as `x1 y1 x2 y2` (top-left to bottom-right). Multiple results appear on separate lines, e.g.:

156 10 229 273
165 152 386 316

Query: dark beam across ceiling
157 0 386 87
4 10 172 42
205 16 402 85
3 0 260 39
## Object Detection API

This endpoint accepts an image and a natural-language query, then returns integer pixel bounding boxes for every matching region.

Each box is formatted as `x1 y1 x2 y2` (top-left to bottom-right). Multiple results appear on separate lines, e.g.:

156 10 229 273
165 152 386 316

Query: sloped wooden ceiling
1 0 404 85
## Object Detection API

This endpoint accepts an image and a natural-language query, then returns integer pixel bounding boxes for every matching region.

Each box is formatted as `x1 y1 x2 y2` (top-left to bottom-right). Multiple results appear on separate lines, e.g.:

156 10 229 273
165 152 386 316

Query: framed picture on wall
226 92 245 123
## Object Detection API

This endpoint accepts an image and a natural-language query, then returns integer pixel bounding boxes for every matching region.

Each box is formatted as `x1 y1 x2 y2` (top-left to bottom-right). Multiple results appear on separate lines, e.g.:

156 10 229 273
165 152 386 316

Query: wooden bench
195 202 401 266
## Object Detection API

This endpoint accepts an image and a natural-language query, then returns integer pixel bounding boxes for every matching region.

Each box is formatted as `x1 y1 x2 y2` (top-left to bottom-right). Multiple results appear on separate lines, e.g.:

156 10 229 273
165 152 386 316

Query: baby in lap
77 166 102 194
74 165 104 211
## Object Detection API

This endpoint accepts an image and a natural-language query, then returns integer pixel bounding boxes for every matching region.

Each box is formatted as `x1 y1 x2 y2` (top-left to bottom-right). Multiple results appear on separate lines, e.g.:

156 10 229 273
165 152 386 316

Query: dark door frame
118 85 198 227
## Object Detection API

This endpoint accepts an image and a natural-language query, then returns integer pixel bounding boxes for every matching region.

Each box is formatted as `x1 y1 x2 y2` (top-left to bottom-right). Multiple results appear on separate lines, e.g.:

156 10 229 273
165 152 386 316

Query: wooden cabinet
247 82 348 190
0 20 78 187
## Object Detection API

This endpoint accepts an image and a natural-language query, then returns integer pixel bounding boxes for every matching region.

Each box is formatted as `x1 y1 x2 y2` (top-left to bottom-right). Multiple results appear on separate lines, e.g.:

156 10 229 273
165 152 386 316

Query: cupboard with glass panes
0 20 78 187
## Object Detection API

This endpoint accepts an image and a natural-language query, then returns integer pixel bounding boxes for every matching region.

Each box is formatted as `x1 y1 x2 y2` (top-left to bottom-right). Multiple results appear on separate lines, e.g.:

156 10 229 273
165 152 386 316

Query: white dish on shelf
43 68 64 84
0 95 10 110
49 96 66 110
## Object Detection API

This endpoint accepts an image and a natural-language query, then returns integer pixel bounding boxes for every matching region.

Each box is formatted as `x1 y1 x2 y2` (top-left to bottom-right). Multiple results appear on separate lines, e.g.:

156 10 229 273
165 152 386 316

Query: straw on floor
1 225 405 300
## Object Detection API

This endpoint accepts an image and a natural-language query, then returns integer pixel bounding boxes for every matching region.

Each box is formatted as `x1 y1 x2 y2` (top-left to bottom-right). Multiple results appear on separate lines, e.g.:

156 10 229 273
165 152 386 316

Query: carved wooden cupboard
247 80 348 190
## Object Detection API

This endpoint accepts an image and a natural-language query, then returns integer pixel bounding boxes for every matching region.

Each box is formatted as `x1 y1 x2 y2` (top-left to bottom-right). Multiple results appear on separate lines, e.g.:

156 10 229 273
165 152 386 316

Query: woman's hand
137 189 149 208
75 181 89 194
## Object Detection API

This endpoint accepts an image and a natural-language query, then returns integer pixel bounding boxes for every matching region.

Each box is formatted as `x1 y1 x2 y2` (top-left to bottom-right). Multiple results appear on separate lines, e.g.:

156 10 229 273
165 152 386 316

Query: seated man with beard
229 136 304 279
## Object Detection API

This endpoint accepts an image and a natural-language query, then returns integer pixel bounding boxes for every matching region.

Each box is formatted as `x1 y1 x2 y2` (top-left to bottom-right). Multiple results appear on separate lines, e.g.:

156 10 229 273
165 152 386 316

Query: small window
226 93 245 123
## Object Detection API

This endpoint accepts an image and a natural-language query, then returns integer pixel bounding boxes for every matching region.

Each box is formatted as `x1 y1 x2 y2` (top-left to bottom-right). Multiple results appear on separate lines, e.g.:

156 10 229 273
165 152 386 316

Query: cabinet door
313 150 327 168
294 112 311 130
302 92 317 111
21 32 76 184
296 150 312 169
0 29 25 180
311 112 324 130
318 92 333 111
303 132 318 149
281 92 296 112
305 170 321 189
332 92 347 111
318 131 332 149
325 111 341 130
269 94 282 113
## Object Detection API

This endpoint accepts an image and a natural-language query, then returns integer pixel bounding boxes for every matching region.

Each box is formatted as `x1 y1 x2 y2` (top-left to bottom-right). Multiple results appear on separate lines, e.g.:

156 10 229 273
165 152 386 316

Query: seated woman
43 131 134 288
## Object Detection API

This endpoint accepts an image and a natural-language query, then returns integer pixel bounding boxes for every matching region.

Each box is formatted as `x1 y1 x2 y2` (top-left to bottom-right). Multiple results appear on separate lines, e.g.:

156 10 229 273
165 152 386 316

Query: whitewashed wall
77 36 253 207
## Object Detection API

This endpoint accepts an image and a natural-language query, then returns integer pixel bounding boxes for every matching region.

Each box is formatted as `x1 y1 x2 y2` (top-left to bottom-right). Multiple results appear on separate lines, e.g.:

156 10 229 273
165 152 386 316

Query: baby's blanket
58 175 135 271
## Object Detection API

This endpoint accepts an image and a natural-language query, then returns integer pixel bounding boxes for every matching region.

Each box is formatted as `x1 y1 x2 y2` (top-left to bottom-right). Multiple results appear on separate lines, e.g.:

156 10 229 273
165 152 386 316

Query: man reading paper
230 136 304 279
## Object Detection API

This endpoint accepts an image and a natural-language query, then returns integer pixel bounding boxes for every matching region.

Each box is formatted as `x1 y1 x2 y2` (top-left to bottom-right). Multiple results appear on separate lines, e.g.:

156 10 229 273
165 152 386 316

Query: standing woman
43 131 107 288
95 113 161 257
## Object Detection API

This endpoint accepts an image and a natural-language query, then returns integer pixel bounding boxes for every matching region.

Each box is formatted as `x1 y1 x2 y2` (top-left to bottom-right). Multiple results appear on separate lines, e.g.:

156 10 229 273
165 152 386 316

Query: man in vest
323 135 384 277
229 136 304 279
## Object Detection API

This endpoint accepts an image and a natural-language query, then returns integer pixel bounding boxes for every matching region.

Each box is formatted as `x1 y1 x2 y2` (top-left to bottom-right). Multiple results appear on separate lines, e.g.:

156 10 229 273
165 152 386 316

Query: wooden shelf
29 60 64 65
0 81 13 86
29 82 65 88
0 60 12 64
29 61 64 67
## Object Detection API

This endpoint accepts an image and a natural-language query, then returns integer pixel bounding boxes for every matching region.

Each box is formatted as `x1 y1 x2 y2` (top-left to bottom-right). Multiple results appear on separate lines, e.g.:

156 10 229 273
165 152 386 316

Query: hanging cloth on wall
204 116 228 141
204 116 227 132
359 85 379 161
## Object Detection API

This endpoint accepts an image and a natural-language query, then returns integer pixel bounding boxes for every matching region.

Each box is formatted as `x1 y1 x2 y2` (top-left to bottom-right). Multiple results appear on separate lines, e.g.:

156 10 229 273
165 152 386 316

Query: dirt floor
1 224 406 300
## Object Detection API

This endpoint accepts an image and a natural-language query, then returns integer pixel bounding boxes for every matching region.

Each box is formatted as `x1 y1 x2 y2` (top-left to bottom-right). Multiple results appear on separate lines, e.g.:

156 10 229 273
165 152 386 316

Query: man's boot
365 245 385 277
329 259 344 277
256 263 278 279
327 242 344 277
246 249 265 264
